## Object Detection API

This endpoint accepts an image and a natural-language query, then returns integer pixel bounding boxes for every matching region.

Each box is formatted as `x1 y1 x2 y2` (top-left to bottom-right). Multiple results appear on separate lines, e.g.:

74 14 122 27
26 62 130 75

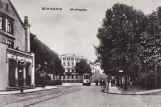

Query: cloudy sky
11 0 161 62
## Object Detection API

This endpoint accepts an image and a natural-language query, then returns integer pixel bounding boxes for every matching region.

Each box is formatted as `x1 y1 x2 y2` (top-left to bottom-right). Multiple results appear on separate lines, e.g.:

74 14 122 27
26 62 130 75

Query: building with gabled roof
0 0 35 90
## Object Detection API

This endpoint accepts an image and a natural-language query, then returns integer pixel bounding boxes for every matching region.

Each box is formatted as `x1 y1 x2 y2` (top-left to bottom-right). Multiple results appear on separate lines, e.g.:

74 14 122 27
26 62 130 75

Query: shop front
6 48 35 89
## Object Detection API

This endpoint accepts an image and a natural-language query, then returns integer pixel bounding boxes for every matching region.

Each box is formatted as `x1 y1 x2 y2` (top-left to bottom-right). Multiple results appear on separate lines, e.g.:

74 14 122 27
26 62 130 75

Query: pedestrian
102 80 106 88
40 70 46 89
95 80 98 86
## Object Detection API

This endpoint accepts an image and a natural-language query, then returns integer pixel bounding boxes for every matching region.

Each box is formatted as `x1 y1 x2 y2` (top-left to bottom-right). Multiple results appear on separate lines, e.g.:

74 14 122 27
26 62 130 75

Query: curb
0 87 83 107
103 87 161 95
0 87 60 95
0 84 73 95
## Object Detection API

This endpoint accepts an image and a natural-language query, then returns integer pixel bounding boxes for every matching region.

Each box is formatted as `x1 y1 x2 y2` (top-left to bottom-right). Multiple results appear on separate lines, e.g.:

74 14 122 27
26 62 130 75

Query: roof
61 53 93 64
61 53 76 57
8 0 25 29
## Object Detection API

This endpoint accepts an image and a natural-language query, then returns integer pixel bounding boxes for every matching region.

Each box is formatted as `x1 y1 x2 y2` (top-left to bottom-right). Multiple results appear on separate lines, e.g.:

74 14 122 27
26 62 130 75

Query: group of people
99 80 106 88
36 64 47 89
95 80 107 88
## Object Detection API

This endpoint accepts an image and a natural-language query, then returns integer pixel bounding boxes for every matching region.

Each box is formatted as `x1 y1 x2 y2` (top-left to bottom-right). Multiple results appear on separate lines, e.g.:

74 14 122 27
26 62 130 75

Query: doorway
18 66 23 86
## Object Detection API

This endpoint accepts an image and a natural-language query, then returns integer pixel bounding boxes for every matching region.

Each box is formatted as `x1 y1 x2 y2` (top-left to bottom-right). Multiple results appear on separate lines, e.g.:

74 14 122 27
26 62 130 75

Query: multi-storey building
90 64 101 82
0 0 35 90
60 53 92 83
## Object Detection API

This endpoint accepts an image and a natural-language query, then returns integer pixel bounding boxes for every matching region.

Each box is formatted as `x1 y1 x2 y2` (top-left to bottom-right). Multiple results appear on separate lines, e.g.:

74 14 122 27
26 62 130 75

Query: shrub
46 80 62 85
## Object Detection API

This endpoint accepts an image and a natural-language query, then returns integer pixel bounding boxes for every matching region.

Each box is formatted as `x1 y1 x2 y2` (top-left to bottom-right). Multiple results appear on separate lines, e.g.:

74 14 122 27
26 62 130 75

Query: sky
11 0 161 62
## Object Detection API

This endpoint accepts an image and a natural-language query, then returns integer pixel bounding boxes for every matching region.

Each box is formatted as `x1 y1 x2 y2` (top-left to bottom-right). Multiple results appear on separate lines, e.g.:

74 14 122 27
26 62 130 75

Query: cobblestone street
28 85 151 107
138 95 161 107
0 84 83 107
1 84 161 107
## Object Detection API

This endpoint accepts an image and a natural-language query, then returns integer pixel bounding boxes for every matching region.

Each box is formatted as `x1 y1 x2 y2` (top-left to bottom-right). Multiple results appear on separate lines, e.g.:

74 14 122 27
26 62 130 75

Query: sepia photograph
0 0 161 107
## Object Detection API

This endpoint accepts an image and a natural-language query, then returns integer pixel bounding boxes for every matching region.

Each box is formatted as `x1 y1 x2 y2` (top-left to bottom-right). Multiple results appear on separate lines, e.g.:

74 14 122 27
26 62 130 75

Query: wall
0 42 8 90
0 0 25 51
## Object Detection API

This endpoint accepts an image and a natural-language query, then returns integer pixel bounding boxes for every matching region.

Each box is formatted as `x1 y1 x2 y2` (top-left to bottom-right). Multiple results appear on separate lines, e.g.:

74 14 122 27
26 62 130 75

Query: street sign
119 70 123 73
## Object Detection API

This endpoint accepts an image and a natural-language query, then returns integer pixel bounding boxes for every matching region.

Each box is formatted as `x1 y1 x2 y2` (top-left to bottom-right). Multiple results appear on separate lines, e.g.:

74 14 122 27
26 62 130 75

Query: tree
30 33 65 83
139 7 161 88
75 59 92 76
95 3 146 90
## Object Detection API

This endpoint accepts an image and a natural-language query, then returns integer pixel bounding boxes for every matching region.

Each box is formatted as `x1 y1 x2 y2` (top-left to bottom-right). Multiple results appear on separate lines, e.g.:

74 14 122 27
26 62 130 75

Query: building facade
60 54 82 82
60 53 100 83
0 0 35 90
90 64 101 82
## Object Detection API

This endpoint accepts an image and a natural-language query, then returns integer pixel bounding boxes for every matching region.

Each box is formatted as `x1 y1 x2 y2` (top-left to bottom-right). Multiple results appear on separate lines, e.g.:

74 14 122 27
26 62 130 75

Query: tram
82 73 91 86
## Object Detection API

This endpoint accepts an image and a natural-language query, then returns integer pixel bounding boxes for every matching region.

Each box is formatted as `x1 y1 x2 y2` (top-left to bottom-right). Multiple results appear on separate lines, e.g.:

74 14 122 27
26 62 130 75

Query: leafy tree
30 33 65 82
95 3 147 90
140 8 161 67
139 7 161 88
75 59 92 76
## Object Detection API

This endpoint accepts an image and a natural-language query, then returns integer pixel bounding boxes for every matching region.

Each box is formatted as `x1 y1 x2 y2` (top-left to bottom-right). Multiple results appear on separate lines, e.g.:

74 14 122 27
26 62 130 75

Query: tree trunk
59 75 61 80
116 74 120 86
137 65 141 85
120 74 123 88
124 76 127 90
124 68 128 90
155 66 157 88
145 65 147 89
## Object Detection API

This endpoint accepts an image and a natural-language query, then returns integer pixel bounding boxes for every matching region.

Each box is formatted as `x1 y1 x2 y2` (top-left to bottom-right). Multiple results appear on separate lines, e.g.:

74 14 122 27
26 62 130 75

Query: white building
90 64 101 82
60 53 92 83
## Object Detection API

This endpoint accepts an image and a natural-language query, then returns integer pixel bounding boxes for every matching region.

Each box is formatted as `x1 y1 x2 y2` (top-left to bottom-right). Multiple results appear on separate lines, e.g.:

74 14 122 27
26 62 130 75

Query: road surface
0 84 151 107
28 85 150 107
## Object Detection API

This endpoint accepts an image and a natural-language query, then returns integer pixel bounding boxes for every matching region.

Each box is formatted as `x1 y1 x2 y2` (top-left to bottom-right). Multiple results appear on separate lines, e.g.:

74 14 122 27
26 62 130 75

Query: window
68 69 70 72
63 75 65 79
68 62 70 66
7 20 13 34
84 75 90 79
72 75 74 79
67 57 70 60
7 40 14 48
63 62 65 66
63 57 66 60
72 62 74 66
6 4 9 11
72 69 74 73
76 75 78 79
0 17 2 30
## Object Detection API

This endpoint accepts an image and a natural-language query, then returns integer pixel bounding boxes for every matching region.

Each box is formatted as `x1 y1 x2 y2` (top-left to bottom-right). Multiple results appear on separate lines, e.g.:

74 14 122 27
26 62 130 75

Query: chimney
24 16 31 52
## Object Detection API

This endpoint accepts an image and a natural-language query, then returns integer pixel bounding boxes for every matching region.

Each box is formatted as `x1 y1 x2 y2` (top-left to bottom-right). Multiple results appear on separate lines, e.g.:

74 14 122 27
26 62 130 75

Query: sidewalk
104 83 161 95
0 83 71 95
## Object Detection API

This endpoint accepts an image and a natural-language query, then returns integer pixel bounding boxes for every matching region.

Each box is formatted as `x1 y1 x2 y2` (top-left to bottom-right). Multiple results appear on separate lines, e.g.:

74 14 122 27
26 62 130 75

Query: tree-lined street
1 0 161 107
0 84 82 107
95 3 161 90
1 84 161 107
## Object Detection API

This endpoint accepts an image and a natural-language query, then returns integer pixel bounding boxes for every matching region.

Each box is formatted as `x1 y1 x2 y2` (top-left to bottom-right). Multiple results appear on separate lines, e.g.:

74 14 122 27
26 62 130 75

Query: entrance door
26 63 31 86
8 59 16 87
18 66 23 86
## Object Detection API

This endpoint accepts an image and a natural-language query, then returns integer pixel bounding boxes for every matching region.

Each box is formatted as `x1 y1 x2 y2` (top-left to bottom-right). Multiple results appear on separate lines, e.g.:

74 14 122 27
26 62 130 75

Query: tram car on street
83 73 91 86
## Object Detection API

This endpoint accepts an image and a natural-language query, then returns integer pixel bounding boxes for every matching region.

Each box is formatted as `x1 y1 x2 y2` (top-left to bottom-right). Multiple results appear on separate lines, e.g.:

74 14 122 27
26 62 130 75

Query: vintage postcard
0 0 161 107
